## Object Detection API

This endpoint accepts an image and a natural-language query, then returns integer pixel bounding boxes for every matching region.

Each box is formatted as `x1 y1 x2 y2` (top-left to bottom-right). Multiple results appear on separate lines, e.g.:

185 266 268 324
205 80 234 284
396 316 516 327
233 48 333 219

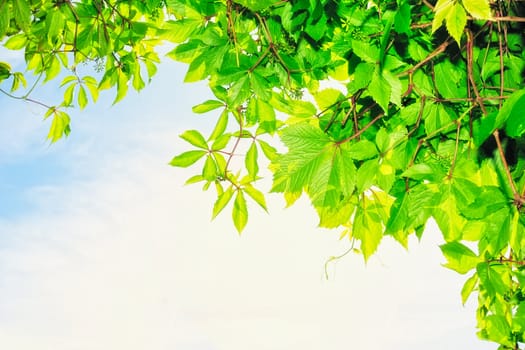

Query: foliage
2 0 525 347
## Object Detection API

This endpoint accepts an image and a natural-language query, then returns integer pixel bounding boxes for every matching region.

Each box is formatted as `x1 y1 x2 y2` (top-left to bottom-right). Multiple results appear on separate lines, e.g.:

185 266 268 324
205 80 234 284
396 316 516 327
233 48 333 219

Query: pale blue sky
0 52 496 349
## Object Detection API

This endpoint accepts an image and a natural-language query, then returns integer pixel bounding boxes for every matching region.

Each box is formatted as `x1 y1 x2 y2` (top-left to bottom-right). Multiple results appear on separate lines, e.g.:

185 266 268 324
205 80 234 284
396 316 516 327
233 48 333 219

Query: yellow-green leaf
78 85 88 109
212 186 234 219
243 184 267 211
432 0 454 33
180 130 208 149
461 273 478 305
47 110 71 143
446 3 467 46
192 100 225 114
440 241 482 274
202 155 217 180
245 142 258 180
232 190 248 233
209 109 229 141
169 150 207 167
462 0 492 19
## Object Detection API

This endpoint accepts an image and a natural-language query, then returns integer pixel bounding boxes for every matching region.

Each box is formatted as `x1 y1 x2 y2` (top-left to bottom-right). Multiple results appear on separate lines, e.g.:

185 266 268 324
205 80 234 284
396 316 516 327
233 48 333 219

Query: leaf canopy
2 0 525 347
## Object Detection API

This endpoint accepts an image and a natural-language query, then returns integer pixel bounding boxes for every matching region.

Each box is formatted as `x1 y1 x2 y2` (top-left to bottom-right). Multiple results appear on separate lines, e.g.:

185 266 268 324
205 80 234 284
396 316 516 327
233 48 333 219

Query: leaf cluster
3 0 525 347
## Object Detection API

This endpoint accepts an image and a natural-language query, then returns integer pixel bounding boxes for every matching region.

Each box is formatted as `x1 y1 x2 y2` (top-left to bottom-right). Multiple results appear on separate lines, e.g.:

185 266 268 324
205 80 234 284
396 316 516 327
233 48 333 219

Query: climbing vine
2 0 525 347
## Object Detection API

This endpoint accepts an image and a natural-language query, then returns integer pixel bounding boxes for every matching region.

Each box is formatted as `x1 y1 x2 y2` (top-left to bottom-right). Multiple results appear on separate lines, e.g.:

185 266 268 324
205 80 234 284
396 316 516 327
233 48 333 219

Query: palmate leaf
271 123 331 194
308 144 357 227
271 123 358 225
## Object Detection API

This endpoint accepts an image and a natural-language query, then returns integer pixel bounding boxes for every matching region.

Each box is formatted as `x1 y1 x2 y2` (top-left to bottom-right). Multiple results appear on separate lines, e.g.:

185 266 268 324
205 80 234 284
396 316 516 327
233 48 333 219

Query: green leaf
227 75 250 107
77 85 88 110
250 71 271 100
368 69 391 113
352 40 379 63
472 111 496 147
462 0 492 19
212 186 234 219
45 56 61 82
477 263 508 297
233 0 274 11
192 100 224 114
501 89 525 137
440 241 482 274
347 140 379 160
308 143 357 215
180 130 208 149
211 134 231 151
394 2 411 34
483 315 512 347
0 61 10 78
46 110 71 143
243 184 267 211
202 155 217 181
271 123 330 194
356 159 379 193
256 98 276 134
184 54 207 82
433 191 466 241
169 150 207 167
0 1 9 38
232 190 248 233
289 100 317 118
461 273 478 305
353 194 385 261
114 71 129 104
314 88 344 111
4 34 27 50
432 0 454 33
445 3 467 46
83 76 99 102
63 84 75 106
245 142 258 180
162 19 201 43
384 192 410 247
402 163 435 180
209 109 229 141
12 0 31 31
257 139 278 161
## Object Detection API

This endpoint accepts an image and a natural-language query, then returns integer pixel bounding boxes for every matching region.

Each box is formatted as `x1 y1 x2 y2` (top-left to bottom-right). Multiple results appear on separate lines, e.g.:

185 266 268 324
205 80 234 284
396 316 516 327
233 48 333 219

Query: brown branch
398 39 452 90
492 16 525 22
466 29 487 115
224 108 244 177
337 111 383 145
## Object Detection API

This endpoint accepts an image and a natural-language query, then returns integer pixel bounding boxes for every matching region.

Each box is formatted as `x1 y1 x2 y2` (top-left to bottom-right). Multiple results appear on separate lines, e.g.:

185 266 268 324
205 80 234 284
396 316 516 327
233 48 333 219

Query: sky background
0 52 497 349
